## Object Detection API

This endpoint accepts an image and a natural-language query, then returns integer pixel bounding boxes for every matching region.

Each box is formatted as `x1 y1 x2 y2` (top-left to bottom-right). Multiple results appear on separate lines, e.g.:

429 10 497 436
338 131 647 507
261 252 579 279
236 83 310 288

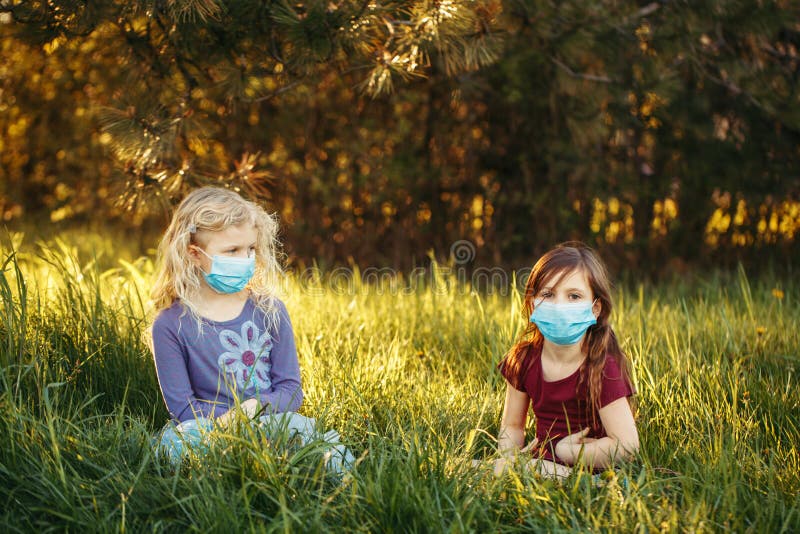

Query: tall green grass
0 232 798 532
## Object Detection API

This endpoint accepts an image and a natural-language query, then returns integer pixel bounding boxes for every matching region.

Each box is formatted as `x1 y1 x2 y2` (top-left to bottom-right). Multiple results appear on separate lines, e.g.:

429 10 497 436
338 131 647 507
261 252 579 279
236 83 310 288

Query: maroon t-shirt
502 345 634 462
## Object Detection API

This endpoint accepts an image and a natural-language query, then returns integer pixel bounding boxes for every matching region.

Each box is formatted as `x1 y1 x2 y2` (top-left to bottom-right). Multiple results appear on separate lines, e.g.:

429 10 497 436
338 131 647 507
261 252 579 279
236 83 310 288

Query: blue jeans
155 412 355 474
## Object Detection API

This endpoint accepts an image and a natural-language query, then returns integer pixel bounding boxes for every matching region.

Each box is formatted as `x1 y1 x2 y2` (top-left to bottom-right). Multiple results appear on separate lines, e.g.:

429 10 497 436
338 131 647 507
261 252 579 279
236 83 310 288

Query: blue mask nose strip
197 248 256 294
529 300 598 345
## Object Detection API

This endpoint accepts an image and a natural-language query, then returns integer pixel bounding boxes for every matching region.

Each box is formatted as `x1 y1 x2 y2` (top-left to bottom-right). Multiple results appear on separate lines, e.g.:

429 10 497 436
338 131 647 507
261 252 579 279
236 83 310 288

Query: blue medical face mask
196 247 256 294
529 299 598 346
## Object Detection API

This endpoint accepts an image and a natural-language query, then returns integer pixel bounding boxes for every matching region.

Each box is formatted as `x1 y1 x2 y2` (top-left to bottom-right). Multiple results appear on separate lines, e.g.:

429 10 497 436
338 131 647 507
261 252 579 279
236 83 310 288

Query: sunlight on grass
0 232 798 531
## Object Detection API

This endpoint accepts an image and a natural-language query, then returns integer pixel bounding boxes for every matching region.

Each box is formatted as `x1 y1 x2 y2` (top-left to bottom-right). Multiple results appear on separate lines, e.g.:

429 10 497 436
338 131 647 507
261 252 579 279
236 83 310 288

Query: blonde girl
150 186 352 471
495 242 638 477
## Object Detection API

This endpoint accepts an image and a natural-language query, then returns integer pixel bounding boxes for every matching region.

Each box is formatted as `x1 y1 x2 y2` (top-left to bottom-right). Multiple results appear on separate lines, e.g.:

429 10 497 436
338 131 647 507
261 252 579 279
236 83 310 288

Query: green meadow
0 232 798 532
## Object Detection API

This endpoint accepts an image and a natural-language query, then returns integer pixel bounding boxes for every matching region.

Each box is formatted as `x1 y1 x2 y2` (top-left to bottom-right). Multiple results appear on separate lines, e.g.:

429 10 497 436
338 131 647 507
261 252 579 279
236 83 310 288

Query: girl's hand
494 437 539 476
240 398 260 418
216 398 261 427
555 428 596 464
520 437 539 454
493 457 509 476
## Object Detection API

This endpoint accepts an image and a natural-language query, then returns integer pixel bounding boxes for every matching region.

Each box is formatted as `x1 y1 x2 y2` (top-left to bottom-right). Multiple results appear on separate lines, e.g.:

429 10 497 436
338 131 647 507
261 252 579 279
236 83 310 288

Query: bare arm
555 397 639 469
498 383 530 454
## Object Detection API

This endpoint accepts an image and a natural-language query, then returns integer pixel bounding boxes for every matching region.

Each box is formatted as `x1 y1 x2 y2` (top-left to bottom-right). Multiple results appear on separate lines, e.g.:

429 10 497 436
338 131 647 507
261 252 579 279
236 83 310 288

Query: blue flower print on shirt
217 320 273 391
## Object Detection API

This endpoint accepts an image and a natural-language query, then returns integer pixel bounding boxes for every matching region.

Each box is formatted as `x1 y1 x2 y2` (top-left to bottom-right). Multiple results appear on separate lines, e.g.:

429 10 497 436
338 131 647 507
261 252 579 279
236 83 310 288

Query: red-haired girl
495 242 639 477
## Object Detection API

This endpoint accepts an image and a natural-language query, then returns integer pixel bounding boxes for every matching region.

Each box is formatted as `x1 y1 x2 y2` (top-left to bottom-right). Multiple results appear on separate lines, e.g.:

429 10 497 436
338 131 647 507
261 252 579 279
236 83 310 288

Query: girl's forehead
201 223 258 247
541 268 590 290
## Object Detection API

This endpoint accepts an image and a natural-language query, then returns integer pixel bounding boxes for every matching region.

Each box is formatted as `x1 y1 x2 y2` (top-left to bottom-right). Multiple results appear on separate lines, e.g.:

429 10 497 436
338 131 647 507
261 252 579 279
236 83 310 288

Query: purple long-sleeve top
151 297 303 422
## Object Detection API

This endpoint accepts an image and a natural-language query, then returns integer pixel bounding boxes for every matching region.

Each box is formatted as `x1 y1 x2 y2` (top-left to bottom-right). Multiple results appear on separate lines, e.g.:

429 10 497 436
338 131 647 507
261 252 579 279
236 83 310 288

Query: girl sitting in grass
494 242 638 478
149 186 352 472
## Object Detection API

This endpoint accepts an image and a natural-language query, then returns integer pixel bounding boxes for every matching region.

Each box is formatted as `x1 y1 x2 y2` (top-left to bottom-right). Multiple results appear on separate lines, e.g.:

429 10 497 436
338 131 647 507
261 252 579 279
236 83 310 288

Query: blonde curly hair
149 186 284 332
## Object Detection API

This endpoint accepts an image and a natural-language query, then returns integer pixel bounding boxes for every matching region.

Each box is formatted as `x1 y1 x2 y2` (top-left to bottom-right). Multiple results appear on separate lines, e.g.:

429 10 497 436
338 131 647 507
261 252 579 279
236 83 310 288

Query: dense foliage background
1 0 799 271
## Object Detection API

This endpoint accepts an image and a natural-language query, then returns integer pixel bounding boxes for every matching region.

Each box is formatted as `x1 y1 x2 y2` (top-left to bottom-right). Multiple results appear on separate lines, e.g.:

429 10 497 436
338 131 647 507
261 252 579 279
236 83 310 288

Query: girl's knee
155 418 213 464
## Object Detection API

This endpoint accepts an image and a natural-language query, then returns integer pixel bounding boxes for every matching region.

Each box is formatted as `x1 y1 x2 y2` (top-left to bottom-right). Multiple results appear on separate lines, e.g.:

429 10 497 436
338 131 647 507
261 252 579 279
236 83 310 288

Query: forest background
1 0 798 274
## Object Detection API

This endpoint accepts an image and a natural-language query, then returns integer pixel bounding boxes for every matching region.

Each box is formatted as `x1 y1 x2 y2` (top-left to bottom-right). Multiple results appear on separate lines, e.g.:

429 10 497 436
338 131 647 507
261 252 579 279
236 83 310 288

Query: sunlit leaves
705 195 800 248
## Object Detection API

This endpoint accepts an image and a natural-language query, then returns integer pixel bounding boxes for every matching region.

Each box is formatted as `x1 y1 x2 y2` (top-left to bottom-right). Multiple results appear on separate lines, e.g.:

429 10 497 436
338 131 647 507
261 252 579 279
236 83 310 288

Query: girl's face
535 268 601 316
188 223 258 274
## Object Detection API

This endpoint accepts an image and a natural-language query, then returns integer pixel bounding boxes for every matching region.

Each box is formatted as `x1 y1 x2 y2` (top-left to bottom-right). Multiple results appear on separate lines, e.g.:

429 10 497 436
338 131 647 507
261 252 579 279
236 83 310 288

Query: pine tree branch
350 0 371 23
1 1 97 37
117 17 170 80
242 81 302 103
689 53 800 135
551 56 615 84
151 9 201 92
629 2 662 22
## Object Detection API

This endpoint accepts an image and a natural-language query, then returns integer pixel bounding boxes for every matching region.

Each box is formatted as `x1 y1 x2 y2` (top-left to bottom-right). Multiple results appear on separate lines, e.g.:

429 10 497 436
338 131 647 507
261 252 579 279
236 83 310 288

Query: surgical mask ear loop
191 246 213 275
195 247 213 260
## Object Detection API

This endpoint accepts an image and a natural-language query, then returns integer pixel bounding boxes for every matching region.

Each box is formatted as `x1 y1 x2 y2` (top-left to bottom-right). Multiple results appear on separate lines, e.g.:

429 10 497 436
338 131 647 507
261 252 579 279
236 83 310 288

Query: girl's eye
569 293 582 300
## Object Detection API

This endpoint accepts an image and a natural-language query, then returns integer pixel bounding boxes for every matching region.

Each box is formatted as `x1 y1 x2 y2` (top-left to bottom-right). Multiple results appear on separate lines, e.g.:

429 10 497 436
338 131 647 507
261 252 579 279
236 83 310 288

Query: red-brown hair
498 242 634 418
